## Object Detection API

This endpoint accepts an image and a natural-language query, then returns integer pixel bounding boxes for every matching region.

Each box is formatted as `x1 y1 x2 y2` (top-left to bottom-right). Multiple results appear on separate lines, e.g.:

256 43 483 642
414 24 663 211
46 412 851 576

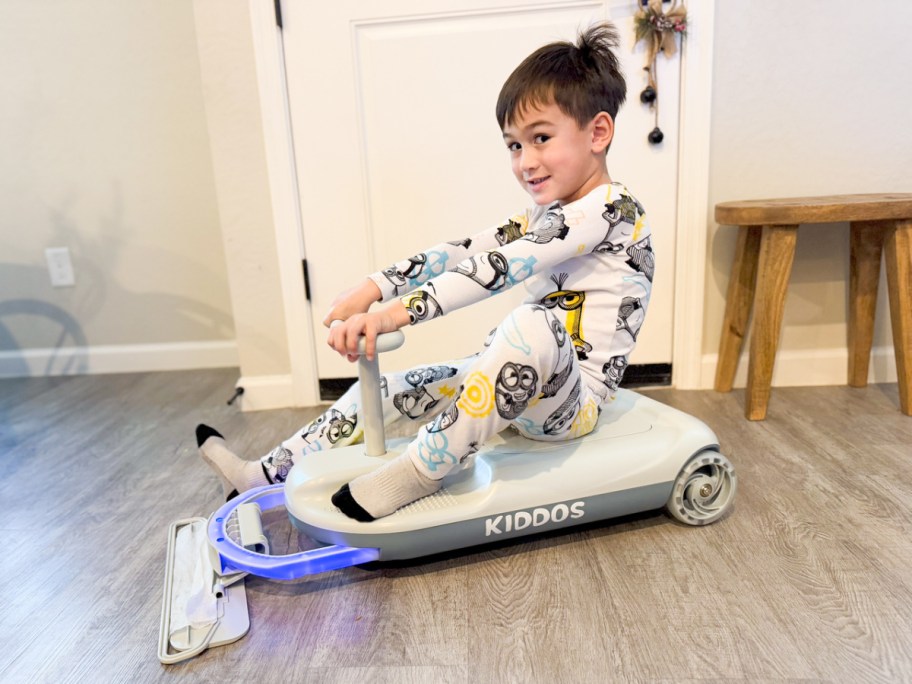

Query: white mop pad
169 520 219 638
159 517 251 664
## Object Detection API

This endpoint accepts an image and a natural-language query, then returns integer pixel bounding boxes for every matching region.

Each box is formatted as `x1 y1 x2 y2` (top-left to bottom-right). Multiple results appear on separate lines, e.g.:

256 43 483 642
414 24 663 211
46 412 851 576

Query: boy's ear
590 112 614 153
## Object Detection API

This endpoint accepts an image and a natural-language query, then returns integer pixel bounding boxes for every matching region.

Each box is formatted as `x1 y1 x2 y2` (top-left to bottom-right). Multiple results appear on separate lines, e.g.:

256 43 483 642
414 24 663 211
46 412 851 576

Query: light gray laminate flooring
1 369 911 683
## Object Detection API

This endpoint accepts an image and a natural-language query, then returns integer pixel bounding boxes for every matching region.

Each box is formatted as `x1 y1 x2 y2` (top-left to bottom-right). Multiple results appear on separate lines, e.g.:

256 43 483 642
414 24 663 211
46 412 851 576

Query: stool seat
716 193 912 226
714 193 912 420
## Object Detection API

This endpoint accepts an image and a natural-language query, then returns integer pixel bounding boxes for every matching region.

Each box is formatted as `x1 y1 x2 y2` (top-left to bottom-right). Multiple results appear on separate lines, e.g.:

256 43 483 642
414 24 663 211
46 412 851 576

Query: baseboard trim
234 374 296 411
0 340 238 378
699 345 898 390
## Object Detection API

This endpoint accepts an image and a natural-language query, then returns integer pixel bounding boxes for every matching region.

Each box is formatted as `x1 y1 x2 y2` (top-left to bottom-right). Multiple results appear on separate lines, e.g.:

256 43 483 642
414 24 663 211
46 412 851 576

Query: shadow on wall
0 265 241 378
0 185 242 378
0 271 243 378
0 298 89 375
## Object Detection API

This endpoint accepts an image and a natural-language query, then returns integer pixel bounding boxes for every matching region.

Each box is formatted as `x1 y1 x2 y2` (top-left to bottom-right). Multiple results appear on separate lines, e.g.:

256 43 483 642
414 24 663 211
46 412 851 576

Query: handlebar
329 323 405 457
329 321 406 355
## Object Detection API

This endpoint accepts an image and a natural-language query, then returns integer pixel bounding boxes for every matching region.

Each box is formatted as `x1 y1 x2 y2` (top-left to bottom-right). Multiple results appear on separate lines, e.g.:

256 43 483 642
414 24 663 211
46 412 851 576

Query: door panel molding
248 0 714 404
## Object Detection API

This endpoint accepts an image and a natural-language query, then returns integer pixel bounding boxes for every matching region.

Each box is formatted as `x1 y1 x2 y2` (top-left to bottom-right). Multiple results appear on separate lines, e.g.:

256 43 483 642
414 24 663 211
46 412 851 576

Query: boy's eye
534 134 550 144
507 141 521 152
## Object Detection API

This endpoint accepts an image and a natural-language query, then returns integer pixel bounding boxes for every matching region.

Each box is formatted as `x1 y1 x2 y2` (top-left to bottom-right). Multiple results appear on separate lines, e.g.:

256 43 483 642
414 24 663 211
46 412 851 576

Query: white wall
703 1 912 387
4 1 907 397
0 0 236 376
192 0 296 408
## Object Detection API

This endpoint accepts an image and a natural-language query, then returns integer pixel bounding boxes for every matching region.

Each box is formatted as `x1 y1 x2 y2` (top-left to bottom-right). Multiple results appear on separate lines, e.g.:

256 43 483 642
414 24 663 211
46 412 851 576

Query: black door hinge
274 0 283 29
302 258 311 301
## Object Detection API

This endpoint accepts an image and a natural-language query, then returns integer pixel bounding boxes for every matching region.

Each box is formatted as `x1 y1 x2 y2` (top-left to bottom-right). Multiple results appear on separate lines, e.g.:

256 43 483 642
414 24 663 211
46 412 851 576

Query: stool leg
884 219 912 416
715 226 762 392
848 221 886 387
745 225 798 420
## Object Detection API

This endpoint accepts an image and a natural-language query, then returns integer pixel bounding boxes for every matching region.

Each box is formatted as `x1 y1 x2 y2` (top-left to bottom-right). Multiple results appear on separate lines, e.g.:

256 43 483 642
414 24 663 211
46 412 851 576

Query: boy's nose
520 149 538 172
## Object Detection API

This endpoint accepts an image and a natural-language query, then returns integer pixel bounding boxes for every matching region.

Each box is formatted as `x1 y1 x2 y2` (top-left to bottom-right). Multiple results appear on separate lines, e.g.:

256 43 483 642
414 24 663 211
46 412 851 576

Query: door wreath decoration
634 0 687 144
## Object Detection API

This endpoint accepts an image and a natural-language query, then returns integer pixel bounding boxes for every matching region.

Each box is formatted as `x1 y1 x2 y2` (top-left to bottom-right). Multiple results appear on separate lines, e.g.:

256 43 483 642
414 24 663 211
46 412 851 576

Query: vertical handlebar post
352 329 405 458
358 354 387 457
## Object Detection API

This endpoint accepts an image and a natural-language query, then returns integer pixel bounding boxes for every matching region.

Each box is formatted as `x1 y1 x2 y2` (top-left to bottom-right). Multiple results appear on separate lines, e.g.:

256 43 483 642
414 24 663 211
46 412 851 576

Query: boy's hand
322 279 382 327
327 302 410 362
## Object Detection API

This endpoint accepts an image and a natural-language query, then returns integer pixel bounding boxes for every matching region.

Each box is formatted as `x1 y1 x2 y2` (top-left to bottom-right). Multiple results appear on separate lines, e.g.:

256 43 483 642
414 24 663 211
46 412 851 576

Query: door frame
248 0 715 405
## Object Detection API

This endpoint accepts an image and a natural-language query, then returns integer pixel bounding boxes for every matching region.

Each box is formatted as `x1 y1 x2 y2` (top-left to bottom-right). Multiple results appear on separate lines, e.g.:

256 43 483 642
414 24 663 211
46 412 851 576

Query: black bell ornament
648 127 664 145
639 86 657 104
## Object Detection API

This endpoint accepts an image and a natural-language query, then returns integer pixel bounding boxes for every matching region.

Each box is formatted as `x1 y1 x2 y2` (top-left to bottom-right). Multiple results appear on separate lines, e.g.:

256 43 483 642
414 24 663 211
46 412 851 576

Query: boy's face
502 102 612 206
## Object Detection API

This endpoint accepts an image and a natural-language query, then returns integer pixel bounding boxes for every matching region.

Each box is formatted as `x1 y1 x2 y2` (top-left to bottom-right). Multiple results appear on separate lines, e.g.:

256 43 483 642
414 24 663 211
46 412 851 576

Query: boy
197 21 653 521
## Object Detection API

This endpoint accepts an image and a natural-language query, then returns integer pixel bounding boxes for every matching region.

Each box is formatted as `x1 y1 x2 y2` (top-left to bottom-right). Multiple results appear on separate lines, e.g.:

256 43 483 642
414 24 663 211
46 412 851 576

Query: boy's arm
366 214 530 302
323 278 382 327
399 192 648 325
322 215 526 326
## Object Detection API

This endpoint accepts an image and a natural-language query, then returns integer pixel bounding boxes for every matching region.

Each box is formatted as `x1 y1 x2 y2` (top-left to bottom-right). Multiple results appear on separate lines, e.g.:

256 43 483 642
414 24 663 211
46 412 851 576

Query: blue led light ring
207 484 380 580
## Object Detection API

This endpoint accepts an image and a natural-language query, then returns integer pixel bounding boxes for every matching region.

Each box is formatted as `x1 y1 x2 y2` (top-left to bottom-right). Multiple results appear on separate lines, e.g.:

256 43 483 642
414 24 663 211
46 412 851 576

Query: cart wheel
666 450 737 526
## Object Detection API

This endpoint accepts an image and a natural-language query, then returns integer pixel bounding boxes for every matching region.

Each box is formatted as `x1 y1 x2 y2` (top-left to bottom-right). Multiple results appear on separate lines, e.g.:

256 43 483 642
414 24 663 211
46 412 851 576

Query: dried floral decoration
634 0 687 144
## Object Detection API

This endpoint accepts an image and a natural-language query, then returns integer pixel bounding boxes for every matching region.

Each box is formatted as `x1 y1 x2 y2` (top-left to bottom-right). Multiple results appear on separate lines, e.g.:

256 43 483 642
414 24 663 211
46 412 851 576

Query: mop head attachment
158 517 251 664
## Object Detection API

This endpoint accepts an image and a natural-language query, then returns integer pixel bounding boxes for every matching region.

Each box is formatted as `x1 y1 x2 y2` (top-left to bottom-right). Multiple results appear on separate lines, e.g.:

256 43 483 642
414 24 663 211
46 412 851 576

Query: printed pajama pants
261 304 603 483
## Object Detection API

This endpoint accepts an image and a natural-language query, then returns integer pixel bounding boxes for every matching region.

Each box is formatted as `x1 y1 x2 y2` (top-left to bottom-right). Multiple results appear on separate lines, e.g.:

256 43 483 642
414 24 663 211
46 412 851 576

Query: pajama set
261 182 653 484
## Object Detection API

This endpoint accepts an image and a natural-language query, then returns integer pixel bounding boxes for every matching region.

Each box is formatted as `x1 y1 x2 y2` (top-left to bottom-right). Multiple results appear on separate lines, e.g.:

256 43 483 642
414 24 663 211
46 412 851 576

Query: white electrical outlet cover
45 247 76 287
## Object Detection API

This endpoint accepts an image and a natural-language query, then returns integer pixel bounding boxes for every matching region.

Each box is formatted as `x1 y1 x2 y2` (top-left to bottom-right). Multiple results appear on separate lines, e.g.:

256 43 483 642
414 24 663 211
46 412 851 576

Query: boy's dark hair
496 22 626 130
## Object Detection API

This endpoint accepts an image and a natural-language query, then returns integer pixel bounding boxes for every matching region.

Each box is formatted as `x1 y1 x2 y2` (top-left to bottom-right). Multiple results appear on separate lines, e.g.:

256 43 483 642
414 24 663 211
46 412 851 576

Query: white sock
339 452 442 520
197 427 271 500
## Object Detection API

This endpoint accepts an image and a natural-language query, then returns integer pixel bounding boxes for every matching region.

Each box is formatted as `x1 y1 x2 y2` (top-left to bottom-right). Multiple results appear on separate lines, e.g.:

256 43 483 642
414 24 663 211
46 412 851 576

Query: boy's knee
492 304 566 356
504 303 552 332
515 303 566 337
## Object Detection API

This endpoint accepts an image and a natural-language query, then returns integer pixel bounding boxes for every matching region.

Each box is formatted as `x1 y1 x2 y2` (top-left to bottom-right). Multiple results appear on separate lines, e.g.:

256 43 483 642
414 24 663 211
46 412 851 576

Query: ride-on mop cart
159 330 736 663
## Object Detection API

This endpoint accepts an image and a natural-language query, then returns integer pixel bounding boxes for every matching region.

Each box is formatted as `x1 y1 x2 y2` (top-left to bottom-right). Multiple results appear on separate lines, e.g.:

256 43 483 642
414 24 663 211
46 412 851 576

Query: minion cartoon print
542 348 573 398
393 386 439 420
602 193 643 228
626 237 654 282
300 407 357 446
448 238 472 249
326 409 357 443
380 266 407 295
496 218 525 245
402 254 427 280
540 309 573 397
393 364 457 420
540 273 592 360
299 413 328 443
617 296 646 341
414 250 450 286
543 377 582 436
525 206 569 244
405 365 458 387
593 221 628 255
402 284 443 324
426 399 459 433
602 355 628 392
495 361 539 420
595 193 644 254
262 445 294 482
454 251 509 292
537 304 569 348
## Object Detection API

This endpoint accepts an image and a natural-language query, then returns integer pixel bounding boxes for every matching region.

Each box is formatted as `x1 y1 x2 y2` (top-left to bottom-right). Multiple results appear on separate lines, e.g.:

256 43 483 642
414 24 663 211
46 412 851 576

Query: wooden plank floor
2 369 911 683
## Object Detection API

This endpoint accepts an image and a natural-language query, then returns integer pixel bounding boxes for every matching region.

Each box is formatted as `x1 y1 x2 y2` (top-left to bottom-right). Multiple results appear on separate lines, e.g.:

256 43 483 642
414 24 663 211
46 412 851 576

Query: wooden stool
713 193 912 420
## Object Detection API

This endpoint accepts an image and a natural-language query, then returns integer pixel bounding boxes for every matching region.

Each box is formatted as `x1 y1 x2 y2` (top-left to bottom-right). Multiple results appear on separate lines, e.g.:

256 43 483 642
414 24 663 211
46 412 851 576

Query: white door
280 0 680 380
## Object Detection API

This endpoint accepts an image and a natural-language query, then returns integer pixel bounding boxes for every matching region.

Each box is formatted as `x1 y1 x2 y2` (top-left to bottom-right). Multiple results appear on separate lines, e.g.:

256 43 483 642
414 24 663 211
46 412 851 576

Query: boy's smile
502 102 613 206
